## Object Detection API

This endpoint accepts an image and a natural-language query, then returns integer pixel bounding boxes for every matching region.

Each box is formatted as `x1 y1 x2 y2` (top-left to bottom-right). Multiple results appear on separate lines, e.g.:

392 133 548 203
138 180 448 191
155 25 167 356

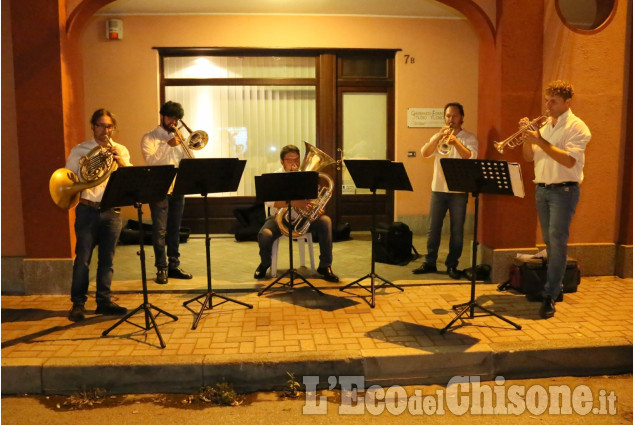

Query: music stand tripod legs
439 193 521 334
258 204 323 296
102 202 178 348
183 194 253 330
340 188 403 308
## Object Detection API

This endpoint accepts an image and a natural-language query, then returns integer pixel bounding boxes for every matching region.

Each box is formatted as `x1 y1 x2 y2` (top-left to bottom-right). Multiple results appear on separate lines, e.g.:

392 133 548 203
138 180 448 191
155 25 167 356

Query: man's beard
161 118 174 133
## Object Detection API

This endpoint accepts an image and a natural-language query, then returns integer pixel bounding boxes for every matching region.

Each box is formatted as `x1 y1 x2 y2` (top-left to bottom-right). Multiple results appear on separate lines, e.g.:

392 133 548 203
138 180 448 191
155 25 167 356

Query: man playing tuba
254 144 339 282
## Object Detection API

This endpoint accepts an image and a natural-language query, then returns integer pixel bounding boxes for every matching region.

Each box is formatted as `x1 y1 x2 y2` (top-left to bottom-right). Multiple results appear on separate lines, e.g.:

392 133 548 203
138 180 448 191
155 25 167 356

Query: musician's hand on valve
107 145 126 166
291 200 311 211
167 136 180 147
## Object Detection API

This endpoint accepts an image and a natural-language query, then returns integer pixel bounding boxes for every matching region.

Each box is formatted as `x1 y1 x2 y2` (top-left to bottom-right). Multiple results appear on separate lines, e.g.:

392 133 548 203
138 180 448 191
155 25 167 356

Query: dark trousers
70 204 122 306
257 214 333 268
150 194 185 270
425 191 468 269
535 185 580 299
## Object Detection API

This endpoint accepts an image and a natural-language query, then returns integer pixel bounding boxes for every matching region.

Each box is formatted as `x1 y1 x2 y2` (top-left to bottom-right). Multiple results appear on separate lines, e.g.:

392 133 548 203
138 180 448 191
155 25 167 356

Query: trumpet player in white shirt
413 102 478 280
521 80 591 319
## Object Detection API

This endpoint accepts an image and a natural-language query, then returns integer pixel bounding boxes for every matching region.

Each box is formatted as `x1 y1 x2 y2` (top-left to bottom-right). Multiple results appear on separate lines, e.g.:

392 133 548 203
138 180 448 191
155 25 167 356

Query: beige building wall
79 14 480 221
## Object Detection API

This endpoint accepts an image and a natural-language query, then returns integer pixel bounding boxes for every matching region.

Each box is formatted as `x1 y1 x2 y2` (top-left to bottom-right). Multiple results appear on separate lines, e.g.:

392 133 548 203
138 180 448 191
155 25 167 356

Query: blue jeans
71 204 122 306
257 214 333 268
425 191 468 269
535 184 580 299
150 194 185 270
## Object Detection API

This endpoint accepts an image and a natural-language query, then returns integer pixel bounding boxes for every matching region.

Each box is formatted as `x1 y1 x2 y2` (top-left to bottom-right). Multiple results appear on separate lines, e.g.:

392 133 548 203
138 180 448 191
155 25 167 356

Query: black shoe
539 298 556 319
412 263 437 274
526 292 543 302
155 268 168 284
447 267 463 280
317 266 339 283
168 267 192 279
254 263 270 279
68 304 86 322
96 301 128 316
527 291 563 303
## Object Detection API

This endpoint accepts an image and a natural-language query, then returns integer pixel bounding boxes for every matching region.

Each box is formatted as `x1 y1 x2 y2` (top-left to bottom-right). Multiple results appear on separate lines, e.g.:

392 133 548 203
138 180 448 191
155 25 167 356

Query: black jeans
149 194 185 270
70 204 122 306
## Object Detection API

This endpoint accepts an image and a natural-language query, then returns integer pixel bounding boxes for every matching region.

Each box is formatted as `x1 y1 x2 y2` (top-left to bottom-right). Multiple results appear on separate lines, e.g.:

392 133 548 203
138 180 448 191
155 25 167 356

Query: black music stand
439 158 522 334
255 171 321 296
100 165 179 349
340 160 413 308
175 159 253 330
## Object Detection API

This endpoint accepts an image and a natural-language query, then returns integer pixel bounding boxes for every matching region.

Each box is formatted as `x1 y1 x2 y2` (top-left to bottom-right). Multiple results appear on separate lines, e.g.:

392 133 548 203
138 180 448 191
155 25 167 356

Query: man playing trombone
141 101 193 284
413 102 478 280
521 80 591 319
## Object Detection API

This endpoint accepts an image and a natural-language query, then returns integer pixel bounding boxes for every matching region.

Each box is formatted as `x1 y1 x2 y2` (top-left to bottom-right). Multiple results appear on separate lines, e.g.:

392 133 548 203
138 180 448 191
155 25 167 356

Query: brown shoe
168 267 192 279
317 266 339 283
155 268 168 284
68 304 86 322
96 301 128 316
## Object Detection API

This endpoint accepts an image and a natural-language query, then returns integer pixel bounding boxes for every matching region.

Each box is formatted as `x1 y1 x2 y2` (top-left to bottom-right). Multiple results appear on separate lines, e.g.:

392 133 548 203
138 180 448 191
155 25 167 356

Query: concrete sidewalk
1 276 632 395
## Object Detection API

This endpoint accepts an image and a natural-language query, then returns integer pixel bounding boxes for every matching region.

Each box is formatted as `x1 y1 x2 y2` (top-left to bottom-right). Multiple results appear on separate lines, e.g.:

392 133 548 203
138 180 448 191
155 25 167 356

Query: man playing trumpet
413 102 478 279
521 80 591 319
67 109 131 322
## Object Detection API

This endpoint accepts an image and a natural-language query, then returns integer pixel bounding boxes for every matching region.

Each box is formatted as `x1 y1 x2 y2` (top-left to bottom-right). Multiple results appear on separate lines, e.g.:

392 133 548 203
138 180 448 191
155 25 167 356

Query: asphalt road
2 375 632 424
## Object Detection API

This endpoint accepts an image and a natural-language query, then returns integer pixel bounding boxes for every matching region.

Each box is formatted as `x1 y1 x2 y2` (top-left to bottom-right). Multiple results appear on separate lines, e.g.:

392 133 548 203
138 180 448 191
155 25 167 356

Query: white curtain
164 56 317 196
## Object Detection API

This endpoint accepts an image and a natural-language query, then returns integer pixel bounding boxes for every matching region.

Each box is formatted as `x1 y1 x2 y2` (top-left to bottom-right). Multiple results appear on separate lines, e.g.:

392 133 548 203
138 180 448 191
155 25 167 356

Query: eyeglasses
94 124 115 130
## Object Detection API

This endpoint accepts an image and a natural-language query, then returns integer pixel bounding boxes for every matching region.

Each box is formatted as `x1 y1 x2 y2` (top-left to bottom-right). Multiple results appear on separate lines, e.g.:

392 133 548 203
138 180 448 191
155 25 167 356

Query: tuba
493 111 550 153
171 120 208 159
49 139 118 209
275 142 335 237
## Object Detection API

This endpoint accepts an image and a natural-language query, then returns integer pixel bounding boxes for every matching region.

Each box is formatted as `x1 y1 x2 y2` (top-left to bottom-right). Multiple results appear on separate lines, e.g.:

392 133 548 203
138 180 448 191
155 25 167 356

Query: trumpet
437 124 454 156
493 111 550 153
171 120 208 158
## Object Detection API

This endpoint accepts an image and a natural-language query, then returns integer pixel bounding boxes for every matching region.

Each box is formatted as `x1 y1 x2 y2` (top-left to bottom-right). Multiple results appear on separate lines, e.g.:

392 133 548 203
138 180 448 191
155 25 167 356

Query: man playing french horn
67 109 131 322
254 144 339 282
413 102 478 280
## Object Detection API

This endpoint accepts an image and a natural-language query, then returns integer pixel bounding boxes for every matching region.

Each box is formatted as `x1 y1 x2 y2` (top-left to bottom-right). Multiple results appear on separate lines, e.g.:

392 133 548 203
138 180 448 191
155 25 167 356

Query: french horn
49 138 117 209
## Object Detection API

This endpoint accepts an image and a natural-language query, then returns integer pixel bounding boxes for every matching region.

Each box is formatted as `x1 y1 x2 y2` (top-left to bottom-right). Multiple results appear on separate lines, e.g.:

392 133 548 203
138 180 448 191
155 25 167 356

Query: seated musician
254 144 339 282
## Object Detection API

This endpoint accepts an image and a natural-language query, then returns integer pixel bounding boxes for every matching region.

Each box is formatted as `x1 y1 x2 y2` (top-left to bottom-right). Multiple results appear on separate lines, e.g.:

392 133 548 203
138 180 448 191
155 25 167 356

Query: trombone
171 120 209 158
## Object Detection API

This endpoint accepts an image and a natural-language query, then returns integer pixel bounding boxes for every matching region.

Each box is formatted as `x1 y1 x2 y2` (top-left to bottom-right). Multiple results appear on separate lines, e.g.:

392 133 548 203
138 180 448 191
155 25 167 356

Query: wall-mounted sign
407 108 445 128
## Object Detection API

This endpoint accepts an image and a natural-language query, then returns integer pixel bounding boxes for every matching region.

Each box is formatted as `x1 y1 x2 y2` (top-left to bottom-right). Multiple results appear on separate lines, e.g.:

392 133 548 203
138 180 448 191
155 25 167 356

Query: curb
2 339 632 395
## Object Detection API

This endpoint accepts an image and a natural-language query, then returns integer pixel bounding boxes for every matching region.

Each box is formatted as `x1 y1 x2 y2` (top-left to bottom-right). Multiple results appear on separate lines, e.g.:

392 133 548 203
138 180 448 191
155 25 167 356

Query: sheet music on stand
441 159 524 198
507 162 525 198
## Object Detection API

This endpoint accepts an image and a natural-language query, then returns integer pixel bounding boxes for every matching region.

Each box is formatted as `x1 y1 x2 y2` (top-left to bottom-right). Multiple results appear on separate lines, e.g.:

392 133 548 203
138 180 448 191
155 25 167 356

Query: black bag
118 219 190 245
373 222 418 266
233 203 266 242
463 264 492 282
498 258 580 296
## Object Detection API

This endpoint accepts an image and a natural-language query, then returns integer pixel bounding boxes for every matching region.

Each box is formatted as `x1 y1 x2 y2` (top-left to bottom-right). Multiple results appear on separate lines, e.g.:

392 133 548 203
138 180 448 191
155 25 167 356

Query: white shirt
532 109 591 184
140 125 188 167
422 129 479 193
265 167 287 217
65 138 132 203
